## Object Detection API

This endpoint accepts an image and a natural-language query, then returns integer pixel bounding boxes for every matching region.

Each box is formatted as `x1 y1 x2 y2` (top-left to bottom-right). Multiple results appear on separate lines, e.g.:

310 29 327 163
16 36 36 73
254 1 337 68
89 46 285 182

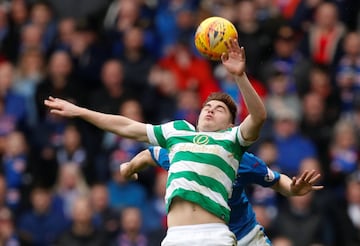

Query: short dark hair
203 92 237 124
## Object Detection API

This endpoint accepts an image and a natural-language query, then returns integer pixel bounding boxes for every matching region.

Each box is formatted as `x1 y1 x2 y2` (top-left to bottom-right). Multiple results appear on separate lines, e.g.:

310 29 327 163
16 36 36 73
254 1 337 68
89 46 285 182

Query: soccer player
120 147 324 246
44 39 266 245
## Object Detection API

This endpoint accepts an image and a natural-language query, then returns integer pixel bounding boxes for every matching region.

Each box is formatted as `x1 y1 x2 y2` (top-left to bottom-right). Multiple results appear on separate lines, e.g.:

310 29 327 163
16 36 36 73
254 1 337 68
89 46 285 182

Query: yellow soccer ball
194 16 238 61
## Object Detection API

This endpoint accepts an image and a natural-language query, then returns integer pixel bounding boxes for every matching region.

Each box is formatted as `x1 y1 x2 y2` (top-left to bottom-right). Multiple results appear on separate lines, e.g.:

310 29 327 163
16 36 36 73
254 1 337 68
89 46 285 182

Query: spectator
146 66 178 124
143 169 167 236
13 48 45 128
116 26 155 109
56 195 108 246
260 24 311 94
18 24 44 61
0 4 19 63
300 92 333 173
271 191 333 246
157 39 220 104
1 131 30 211
17 186 69 246
233 0 273 78
107 162 147 213
331 171 360 245
87 59 130 114
104 0 156 56
329 119 359 188
271 107 317 177
299 1 346 68
174 89 200 126
28 113 68 188
0 207 20 245
306 64 341 125
335 31 360 116
55 124 90 181
112 206 148 246
28 1 57 55
264 70 302 122
153 0 197 56
0 62 28 132
53 164 89 220
86 59 133 163
90 183 120 241
53 17 76 52
67 19 109 92
34 50 84 122
97 98 148 182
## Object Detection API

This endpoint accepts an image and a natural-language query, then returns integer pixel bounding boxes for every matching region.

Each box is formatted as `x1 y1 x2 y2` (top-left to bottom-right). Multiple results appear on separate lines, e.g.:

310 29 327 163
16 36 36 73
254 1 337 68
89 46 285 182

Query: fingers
221 52 228 62
312 185 324 191
224 38 241 53
298 170 309 182
308 173 322 184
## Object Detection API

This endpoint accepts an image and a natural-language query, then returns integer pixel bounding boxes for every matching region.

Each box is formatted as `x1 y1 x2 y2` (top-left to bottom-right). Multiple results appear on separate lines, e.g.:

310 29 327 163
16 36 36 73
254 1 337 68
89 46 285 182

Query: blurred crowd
0 0 359 245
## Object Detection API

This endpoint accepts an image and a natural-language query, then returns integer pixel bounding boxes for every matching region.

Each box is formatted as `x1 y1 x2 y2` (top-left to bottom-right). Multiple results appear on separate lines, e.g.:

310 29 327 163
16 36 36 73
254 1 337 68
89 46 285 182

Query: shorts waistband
168 223 228 233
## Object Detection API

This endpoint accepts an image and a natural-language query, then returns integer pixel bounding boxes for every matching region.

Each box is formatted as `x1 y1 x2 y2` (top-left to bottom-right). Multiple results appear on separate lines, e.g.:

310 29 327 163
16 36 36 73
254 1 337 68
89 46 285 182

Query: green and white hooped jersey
146 120 252 223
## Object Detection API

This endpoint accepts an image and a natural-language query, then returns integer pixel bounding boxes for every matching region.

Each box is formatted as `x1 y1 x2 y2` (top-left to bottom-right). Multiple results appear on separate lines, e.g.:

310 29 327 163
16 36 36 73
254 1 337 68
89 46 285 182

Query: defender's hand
290 170 324 196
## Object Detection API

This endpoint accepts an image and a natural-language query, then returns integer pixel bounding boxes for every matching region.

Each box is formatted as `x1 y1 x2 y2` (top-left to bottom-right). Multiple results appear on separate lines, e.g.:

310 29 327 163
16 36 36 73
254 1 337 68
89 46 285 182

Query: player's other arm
271 170 324 196
120 149 157 180
44 96 148 142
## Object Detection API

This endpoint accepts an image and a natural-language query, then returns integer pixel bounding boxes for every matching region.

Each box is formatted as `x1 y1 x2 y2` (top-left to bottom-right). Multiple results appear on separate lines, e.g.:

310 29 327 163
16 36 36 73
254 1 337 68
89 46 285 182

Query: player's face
197 100 233 132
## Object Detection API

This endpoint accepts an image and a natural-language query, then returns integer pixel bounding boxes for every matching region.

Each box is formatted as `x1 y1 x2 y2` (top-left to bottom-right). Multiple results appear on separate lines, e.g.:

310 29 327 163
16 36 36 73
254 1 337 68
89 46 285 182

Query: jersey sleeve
236 124 257 147
148 146 170 171
146 124 165 147
237 152 280 187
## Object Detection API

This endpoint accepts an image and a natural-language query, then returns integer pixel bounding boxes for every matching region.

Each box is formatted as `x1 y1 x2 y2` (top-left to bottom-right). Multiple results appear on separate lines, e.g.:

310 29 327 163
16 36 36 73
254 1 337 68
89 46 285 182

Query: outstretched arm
120 149 157 180
271 170 324 196
44 96 148 142
221 39 266 142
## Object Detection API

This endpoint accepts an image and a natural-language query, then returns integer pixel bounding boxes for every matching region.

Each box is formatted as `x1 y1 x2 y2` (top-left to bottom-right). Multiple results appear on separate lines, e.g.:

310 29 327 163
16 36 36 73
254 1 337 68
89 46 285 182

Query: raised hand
44 96 81 117
290 170 324 196
221 38 246 77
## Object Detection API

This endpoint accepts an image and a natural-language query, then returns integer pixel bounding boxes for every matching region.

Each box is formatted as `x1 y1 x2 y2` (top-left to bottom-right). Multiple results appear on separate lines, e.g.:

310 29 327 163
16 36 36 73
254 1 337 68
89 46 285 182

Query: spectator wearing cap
260 24 311 94
331 170 360 245
264 69 302 122
270 107 317 177
66 18 109 93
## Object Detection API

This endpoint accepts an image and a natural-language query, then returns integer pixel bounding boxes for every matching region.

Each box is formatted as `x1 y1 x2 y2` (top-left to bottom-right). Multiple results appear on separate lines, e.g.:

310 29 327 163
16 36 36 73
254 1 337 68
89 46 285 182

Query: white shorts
236 225 272 246
161 223 237 246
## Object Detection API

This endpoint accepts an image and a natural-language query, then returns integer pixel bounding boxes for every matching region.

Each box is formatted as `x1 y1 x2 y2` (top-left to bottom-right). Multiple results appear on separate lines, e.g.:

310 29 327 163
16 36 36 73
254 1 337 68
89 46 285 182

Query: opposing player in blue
120 147 324 246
